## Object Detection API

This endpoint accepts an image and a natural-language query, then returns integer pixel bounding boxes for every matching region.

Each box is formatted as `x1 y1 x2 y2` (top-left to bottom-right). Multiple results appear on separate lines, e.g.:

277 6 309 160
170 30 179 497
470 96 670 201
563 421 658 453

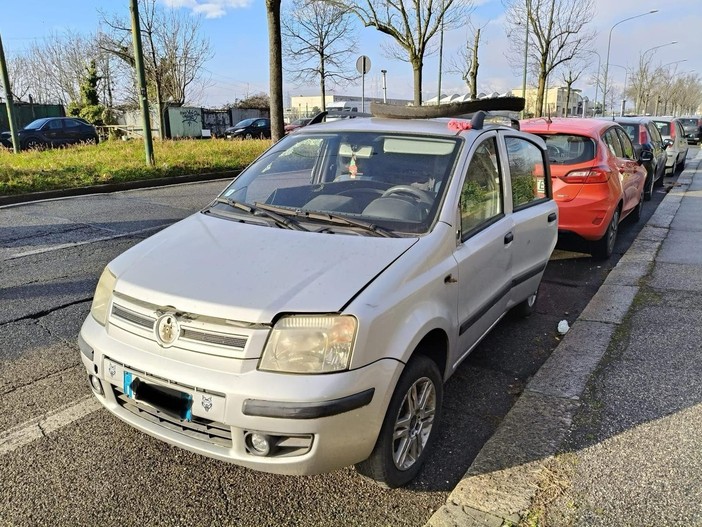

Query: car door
453 134 514 362
615 127 644 213
500 133 558 309
63 119 83 144
646 122 665 178
603 127 636 212
43 119 64 146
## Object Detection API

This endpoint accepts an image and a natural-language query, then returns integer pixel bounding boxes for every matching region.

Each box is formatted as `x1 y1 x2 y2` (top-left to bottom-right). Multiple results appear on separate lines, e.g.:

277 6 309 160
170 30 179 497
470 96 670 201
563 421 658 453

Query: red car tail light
670 123 676 139
639 126 648 145
559 167 610 184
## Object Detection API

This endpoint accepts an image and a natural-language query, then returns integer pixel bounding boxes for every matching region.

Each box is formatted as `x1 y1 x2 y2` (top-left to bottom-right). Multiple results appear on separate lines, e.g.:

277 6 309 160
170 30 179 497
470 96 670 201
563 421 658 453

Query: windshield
24 119 49 130
538 134 596 165
234 119 255 128
679 118 698 129
216 131 461 234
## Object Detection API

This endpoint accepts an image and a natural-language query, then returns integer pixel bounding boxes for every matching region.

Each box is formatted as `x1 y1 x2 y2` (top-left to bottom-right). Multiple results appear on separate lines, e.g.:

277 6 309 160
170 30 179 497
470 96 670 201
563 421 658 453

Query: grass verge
0 138 269 196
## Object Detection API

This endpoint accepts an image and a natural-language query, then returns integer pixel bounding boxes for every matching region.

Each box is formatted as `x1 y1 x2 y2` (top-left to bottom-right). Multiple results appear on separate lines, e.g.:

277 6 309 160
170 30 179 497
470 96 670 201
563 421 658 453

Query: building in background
288 94 411 122
511 86 586 118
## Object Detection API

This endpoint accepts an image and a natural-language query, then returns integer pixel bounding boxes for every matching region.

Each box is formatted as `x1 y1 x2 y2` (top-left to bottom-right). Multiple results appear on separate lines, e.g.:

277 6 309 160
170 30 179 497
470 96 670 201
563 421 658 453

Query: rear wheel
631 188 644 223
512 290 538 318
355 355 442 488
591 208 620 260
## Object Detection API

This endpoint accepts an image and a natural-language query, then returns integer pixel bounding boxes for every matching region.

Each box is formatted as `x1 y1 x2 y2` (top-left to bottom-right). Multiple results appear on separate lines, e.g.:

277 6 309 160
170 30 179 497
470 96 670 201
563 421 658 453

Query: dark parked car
678 116 701 145
224 118 271 140
0 131 11 149
612 116 667 200
7 117 99 151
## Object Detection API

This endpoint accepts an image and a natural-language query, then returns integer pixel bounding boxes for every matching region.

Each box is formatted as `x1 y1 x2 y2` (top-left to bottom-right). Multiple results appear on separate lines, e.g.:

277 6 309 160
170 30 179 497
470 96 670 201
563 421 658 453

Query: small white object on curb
557 320 570 335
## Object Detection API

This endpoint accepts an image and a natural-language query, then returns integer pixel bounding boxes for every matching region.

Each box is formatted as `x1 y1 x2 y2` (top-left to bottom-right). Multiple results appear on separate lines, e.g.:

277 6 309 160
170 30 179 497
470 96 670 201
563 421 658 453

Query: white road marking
3 225 164 262
0 396 101 456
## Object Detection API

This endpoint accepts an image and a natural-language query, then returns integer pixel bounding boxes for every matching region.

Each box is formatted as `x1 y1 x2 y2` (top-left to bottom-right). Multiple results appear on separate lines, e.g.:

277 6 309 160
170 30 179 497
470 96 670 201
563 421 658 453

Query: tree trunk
469 29 480 99
319 53 326 112
536 70 546 117
267 0 285 141
412 57 423 106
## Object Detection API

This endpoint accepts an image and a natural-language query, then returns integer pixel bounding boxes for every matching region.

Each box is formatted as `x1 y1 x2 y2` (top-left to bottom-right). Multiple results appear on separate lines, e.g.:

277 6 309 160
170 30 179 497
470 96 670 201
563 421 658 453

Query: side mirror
639 150 654 164
663 139 673 149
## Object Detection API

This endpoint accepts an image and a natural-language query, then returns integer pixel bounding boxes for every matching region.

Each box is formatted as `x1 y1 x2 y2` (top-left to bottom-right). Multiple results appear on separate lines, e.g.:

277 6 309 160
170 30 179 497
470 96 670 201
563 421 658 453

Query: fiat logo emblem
155 312 180 347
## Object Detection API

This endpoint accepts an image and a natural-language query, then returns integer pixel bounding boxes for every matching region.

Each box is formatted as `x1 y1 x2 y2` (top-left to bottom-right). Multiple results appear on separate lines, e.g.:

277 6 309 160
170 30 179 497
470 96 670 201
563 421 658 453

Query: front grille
180 328 247 349
112 304 154 330
110 300 250 353
114 386 232 448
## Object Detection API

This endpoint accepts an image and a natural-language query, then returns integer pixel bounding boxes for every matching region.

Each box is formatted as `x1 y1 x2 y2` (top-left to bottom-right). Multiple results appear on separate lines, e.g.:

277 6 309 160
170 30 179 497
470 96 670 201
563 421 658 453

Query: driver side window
460 137 503 238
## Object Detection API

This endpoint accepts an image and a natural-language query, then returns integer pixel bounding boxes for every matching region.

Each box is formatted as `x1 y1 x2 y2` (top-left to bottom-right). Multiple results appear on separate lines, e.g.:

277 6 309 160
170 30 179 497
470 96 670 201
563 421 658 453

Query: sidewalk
428 149 702 527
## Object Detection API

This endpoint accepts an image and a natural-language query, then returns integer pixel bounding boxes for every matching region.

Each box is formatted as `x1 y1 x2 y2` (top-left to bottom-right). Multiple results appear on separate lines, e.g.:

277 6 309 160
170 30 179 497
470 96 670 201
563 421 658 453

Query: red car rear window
539 134 596 165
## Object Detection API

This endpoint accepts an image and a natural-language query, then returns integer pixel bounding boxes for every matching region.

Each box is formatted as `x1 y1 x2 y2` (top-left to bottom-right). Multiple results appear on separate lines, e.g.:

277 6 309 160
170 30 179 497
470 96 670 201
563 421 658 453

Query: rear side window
647 123 662 145
505 137 549 209
620 124 637 144
540 134 595 165
603 128 623 157
615 128 635 160
654 121 670 136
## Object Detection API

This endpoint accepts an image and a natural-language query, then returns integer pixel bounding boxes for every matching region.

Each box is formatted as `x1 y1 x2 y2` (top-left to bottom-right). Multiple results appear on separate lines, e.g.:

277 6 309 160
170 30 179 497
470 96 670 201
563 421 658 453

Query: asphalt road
0 152 690 527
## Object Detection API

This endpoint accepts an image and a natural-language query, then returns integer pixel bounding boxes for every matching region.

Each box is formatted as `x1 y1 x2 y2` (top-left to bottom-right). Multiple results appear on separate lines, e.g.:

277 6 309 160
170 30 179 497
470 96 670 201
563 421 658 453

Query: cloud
159 0 252 18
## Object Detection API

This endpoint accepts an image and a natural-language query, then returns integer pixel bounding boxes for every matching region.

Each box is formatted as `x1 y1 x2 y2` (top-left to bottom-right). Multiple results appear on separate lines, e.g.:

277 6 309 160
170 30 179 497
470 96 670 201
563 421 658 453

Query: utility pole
0 34 20 153
130 0 154 167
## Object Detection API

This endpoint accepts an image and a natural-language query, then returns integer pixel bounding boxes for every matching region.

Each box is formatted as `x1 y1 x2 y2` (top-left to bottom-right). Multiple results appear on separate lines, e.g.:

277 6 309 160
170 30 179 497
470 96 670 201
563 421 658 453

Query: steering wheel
380 185 434 205
547 145 563 158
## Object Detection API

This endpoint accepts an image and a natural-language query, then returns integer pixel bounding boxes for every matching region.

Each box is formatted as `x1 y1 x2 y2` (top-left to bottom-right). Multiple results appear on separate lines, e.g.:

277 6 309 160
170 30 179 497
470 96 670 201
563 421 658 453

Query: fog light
88 374 104 395
244 432 273 456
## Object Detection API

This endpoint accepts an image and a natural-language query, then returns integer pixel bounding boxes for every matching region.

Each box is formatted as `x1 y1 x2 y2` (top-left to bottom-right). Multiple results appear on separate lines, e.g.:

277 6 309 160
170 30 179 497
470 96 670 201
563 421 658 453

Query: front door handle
504 232 514 244
548 212 557 223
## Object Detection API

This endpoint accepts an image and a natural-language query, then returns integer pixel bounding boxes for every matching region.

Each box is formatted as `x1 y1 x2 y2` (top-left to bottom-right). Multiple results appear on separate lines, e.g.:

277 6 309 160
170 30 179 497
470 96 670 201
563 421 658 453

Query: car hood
109 212 418 324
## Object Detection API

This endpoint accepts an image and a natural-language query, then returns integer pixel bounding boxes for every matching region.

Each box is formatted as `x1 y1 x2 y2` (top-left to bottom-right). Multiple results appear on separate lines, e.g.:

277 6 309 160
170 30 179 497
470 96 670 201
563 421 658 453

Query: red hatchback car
520 118 650 259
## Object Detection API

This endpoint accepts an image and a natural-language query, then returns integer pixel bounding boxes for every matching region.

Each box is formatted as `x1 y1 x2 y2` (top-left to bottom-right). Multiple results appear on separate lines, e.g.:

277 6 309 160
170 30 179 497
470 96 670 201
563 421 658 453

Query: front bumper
78 315 400 475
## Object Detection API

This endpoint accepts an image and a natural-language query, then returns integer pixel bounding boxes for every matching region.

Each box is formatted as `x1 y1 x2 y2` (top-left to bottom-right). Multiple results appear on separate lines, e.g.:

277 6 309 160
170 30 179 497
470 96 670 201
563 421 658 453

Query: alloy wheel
392 376 437 470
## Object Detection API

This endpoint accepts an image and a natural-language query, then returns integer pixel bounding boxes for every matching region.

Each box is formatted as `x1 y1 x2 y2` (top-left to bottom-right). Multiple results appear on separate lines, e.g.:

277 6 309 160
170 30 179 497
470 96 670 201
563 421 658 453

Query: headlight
259 315 357 374
90 268 117 326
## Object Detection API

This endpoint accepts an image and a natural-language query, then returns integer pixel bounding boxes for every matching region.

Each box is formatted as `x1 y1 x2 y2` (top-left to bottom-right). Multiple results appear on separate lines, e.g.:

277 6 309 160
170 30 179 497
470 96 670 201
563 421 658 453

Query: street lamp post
521 0 531 118
609 64 628 116
602 9 658 116
381 69 388 103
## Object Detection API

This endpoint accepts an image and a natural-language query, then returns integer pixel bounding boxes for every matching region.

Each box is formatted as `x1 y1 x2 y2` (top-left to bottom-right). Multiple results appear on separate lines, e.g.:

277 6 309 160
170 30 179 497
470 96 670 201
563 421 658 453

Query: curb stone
426 153 701 526
0 170 239 208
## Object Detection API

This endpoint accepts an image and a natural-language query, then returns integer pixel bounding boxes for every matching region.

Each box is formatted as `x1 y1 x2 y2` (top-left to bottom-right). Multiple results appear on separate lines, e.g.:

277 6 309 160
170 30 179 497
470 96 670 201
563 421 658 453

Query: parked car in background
225 118 271 140
677 116 701 145
612 116 667 200
652 117 689 174
79 98 558 488
4 117 99 151
521 118 649 259
284 118 311 134
0 131 11 148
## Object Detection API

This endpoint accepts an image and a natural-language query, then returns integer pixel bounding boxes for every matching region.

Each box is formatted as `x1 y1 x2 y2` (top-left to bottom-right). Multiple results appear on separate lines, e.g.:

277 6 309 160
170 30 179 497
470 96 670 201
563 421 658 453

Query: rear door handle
548 212 557 223
504 232 514 244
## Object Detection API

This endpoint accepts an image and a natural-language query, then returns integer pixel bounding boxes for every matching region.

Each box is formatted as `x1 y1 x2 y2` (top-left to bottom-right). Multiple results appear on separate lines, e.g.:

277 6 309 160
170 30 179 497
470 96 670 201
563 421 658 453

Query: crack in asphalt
0 363 82 397
0 298 92 327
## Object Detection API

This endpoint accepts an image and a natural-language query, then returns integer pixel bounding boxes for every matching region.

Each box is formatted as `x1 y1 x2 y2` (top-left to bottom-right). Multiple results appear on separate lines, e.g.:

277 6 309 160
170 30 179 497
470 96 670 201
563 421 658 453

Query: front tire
631 188 644 223
512 290 538 318
355 355 443 488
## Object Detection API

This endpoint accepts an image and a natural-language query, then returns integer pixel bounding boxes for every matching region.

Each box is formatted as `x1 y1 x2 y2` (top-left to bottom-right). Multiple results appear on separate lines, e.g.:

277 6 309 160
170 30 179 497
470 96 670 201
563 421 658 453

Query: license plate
124 371 193 422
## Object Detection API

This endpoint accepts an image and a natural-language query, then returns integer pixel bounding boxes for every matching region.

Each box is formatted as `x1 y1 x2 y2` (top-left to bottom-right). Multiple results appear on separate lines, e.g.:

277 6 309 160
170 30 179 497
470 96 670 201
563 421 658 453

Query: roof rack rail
307 110 373 126
370 96 525 125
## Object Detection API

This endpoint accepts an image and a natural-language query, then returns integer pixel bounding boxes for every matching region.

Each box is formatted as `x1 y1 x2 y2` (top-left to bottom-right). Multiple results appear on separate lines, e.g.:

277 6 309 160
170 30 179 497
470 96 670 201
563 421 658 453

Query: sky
1 0 700 108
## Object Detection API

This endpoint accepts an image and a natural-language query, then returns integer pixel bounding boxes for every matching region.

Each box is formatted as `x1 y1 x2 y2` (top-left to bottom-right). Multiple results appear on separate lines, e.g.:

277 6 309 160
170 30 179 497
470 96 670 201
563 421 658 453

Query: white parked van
79 100 557 487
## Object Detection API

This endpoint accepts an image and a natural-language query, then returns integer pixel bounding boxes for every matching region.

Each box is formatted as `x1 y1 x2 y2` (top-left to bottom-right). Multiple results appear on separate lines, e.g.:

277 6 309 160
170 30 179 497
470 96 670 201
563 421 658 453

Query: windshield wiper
254 202 397 238
212 197 308 231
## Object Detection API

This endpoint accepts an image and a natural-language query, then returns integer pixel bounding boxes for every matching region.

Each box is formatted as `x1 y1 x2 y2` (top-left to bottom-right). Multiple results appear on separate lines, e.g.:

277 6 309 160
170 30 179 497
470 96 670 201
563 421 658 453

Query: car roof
520 117 616 136
608 116 654 124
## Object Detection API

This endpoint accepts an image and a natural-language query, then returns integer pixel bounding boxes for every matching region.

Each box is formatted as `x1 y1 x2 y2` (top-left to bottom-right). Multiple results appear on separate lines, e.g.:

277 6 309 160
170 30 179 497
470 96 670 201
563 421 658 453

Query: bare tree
504 0 595 117
448 24 485 98
100 0 212 136
560 61 585 116
267 0 285 141
283 0 358 111
328 0 473 106
11 31 99 105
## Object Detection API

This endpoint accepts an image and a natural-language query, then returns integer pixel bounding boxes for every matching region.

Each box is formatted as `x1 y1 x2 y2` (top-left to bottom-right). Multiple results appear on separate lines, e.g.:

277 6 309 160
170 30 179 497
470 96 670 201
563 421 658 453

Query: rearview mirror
663 139 673 149
639 150 654 164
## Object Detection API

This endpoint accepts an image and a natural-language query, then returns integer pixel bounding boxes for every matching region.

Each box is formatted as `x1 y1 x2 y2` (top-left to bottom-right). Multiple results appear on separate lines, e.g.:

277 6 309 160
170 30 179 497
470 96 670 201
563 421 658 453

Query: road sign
356 55 371 75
